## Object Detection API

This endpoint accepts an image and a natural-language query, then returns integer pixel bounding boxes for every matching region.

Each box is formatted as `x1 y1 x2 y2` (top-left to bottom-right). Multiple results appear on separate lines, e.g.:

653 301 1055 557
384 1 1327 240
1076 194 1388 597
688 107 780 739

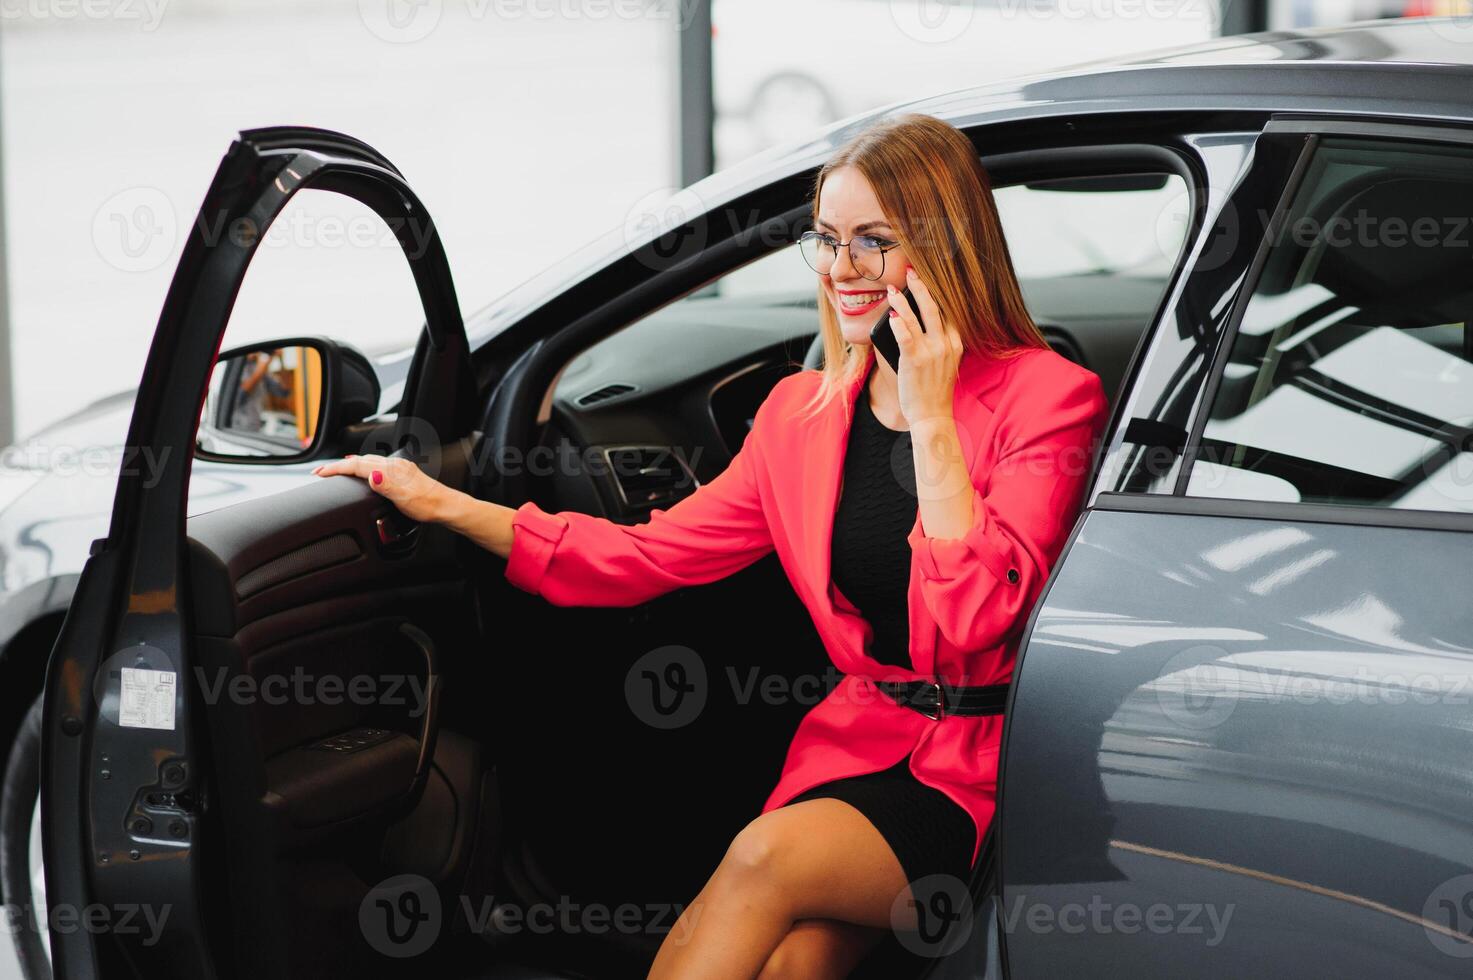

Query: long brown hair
796 112 1048 419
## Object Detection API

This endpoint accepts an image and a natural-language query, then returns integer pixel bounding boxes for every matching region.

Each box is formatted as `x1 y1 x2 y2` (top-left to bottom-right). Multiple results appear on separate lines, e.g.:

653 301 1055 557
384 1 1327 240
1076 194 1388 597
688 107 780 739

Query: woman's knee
719 811 799 886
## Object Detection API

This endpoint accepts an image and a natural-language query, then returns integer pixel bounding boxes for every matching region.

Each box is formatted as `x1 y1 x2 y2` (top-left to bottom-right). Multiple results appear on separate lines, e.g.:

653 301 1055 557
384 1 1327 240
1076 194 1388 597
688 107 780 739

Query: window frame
1158 115 1473 533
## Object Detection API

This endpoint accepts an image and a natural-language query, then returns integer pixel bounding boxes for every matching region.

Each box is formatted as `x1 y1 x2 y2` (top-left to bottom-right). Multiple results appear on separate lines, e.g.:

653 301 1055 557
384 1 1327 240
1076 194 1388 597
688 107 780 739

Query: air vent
576 383 637 407
602 446 698 509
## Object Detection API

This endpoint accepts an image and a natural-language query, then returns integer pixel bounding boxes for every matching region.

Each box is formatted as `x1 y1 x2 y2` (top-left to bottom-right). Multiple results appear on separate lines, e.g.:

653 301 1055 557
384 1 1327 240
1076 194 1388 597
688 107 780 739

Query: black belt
874 679 1010 720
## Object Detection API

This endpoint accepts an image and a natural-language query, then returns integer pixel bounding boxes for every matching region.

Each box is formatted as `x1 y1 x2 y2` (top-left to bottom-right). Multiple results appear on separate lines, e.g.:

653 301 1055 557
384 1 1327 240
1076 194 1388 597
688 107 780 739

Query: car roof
467 16 1473 352
1061 15 1473 72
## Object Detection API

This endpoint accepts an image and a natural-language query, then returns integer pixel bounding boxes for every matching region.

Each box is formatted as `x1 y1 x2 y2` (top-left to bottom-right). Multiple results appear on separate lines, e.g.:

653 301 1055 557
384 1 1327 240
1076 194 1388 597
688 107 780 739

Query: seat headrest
1311 176 1473 328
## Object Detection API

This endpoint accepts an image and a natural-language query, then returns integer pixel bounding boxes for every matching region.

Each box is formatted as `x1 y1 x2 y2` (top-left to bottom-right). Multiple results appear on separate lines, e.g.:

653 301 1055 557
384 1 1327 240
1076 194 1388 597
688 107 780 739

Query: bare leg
755 919 888 979
646 798 916 979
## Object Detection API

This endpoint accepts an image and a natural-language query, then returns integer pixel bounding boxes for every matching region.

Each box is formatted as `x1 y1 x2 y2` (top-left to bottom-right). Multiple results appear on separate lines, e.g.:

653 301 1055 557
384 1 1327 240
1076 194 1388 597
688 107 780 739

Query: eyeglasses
797 230 902 281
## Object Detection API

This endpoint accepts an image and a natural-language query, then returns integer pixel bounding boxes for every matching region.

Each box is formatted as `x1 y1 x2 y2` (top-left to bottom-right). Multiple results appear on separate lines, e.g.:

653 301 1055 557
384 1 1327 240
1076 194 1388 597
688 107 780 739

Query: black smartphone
870 286 924 372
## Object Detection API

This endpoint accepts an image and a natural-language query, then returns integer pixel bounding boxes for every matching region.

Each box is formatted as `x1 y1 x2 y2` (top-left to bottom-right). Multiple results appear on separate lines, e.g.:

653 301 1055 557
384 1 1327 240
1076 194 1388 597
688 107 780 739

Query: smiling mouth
835 290 886 315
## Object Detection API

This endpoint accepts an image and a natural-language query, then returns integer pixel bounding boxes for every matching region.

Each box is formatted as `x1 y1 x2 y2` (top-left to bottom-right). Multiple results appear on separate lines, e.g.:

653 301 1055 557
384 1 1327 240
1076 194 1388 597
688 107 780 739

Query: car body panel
998 505 1473 974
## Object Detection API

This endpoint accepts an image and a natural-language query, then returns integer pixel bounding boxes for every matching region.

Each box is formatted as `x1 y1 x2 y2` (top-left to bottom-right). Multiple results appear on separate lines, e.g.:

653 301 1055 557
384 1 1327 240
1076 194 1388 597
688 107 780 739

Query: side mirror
195 337 382 463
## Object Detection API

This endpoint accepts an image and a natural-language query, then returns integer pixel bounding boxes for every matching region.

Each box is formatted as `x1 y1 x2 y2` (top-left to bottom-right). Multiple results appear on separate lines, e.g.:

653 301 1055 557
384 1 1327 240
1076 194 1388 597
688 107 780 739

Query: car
10 14 1473 978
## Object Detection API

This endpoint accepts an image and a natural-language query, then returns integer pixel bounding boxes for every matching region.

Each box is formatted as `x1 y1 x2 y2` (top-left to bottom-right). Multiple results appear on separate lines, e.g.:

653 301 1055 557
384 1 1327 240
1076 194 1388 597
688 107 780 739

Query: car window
993 174 1188 282
188 190 427 514
558 161 1190 480
218 189 425 420
1186 136 1473 513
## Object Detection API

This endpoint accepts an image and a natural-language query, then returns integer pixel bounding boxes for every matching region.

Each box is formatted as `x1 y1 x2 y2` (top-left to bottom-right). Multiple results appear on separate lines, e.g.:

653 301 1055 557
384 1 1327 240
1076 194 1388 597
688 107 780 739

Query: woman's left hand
885 266 964 425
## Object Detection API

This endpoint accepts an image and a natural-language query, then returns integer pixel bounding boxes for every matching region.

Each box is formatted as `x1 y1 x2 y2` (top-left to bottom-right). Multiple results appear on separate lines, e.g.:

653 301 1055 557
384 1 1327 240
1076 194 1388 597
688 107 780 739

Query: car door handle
375 512 420 555
397 622 440 804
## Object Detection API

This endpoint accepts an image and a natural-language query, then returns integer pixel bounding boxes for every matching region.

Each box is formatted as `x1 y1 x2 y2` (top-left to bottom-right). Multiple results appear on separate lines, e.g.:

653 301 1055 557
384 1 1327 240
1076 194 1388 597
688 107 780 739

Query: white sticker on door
119 667 177 730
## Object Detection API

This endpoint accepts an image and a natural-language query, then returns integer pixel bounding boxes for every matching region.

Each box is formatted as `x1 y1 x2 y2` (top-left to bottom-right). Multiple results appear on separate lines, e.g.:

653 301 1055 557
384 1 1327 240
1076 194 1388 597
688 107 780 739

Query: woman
313 112 1108 978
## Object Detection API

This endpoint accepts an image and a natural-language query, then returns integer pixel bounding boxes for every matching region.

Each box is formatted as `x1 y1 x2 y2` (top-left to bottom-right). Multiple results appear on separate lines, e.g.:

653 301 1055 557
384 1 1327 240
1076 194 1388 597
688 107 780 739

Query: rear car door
999 119 1473 974
40 127 482 979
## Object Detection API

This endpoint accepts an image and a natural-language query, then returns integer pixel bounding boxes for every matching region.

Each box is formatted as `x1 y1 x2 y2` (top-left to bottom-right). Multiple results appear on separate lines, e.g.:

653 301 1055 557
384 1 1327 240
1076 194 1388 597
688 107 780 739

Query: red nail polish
371 470 383 486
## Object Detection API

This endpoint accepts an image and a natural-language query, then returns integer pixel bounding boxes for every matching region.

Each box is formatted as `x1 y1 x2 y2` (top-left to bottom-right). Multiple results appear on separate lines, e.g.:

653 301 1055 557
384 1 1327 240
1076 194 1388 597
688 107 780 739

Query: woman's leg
646 798 917 979
755 919 888 980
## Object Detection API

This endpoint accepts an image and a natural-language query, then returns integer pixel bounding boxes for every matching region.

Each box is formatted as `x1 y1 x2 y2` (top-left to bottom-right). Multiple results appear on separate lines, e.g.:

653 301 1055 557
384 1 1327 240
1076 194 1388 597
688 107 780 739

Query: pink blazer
504 343 1109 866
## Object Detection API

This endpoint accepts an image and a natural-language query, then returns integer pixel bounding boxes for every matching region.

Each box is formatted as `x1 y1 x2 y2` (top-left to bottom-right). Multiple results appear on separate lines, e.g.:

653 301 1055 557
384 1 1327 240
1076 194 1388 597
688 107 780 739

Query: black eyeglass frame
796 229 903 281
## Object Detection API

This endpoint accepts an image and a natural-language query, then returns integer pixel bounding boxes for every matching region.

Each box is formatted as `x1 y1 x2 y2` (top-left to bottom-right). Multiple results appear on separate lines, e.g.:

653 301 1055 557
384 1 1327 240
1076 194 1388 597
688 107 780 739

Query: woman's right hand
311 453 454 525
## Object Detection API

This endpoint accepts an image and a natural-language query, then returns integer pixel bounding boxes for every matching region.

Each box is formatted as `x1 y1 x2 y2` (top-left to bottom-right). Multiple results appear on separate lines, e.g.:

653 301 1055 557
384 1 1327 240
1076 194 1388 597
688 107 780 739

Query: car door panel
41 126 480 979
999 118 1473 975
999 503 1473 975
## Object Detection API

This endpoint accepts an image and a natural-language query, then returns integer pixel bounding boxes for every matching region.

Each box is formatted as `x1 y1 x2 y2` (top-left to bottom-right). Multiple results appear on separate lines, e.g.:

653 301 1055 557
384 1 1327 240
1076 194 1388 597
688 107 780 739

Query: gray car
8 14 1473 979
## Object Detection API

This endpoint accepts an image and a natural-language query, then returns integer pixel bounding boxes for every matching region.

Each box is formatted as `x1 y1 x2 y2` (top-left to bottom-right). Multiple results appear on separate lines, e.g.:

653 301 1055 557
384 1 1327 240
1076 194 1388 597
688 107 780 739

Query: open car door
40 127 480 978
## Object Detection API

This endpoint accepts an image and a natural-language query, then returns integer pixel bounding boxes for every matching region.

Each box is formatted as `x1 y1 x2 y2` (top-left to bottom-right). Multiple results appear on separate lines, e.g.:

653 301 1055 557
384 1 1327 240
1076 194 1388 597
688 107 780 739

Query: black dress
782 363 978 898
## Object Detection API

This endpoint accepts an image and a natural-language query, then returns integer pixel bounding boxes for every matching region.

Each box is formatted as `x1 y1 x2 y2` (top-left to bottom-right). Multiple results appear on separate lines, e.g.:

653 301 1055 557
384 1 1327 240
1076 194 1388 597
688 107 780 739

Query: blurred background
0 0 1447 445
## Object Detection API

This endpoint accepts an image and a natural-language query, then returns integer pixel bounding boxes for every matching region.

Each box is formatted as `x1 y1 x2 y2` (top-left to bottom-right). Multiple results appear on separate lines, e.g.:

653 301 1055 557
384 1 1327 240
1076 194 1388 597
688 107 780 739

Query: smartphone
870 286 924 372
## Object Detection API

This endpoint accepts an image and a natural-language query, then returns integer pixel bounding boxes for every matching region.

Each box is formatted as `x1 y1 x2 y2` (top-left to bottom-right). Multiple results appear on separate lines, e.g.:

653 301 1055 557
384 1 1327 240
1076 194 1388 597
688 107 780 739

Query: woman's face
813 165 912 348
